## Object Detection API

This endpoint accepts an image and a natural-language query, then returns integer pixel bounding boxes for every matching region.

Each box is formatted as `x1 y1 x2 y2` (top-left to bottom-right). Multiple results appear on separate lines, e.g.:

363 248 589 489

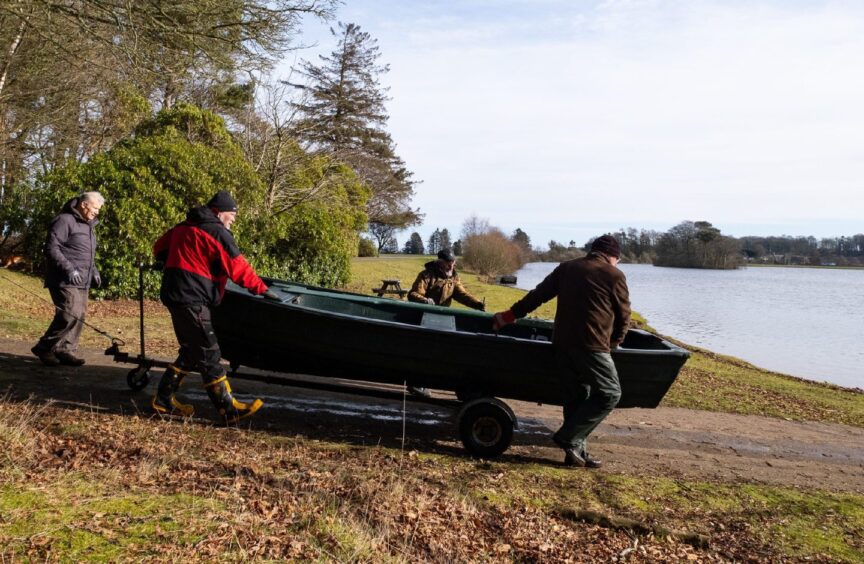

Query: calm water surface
514 263 864 389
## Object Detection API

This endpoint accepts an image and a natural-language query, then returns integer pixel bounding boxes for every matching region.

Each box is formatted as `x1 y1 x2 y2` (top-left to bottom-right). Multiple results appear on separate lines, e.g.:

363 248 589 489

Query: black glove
476 303 486 312
262 288 282 301
69 270 84 286
92 271 101 288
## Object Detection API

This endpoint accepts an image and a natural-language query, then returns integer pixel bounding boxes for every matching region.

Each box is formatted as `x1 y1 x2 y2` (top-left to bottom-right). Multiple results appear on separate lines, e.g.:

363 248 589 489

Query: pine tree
403 232 424 254
511 228 532 252
427 228 441 255
439 228 452 252
292 22 420 230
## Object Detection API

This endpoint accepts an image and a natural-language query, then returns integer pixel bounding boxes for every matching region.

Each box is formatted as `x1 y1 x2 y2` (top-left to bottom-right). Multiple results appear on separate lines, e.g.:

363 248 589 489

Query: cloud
286 1 864 246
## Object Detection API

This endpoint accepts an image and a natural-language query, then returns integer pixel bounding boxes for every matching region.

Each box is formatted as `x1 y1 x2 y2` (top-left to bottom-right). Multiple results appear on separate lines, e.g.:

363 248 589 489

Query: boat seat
420 312 457 331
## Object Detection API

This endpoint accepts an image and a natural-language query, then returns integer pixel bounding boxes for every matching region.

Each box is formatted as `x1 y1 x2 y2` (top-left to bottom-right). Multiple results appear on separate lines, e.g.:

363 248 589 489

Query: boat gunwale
226 282 690 360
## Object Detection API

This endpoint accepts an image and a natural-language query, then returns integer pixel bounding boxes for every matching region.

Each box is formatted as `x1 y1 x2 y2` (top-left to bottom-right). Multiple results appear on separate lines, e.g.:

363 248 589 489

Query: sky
276 0 864 249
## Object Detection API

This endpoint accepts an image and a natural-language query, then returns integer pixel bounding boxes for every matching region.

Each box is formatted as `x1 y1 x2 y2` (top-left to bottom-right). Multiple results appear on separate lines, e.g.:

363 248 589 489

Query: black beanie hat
207 191 238 212
437 248 456 262
590 234 621 258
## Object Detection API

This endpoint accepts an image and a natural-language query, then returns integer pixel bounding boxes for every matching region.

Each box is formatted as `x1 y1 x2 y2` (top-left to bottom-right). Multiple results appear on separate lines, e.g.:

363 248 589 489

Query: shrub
26 103 367 297
358 237 377 257
461 228 523 277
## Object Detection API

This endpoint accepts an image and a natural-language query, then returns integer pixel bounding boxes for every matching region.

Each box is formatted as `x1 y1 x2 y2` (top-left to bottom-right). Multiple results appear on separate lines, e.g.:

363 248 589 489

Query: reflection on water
514 263 864 389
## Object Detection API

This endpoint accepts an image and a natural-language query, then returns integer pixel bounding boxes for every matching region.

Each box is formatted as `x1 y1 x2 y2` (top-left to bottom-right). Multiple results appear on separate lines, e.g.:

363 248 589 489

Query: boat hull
211 279 690 408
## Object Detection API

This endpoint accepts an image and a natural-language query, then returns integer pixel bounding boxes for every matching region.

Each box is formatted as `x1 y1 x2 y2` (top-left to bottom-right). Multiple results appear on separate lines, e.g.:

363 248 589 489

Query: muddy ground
1 338 862 493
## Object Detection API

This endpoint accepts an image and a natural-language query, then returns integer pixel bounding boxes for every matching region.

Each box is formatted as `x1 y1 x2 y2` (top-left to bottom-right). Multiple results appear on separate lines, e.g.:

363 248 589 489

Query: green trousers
552 348 621 454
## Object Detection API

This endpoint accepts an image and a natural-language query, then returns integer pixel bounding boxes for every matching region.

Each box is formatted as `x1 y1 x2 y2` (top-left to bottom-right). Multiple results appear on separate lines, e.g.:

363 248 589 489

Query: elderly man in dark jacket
31 192 105 367
151 191 279 424
492 234 631 468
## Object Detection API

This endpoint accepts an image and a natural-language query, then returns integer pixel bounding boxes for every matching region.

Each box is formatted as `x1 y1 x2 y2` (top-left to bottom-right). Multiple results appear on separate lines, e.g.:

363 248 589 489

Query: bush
461 229 523 277
26 103 367 297
358 237 377 257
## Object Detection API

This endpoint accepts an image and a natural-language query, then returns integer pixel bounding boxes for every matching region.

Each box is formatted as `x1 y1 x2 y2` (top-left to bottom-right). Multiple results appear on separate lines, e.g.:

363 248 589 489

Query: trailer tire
127 366 151 391
458 399 516 458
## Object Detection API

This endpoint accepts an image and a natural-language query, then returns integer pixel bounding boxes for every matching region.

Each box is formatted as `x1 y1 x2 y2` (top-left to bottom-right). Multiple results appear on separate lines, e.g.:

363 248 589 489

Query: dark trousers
553 348 622 453
167 304 225 382
34 287 88 354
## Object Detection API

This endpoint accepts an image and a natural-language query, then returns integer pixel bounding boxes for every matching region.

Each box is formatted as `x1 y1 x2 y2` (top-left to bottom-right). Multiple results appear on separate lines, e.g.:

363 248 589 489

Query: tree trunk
0 17 27 99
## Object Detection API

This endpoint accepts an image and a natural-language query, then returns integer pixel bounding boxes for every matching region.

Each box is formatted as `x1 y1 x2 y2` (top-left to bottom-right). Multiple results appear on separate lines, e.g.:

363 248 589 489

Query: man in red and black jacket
151 191 280 423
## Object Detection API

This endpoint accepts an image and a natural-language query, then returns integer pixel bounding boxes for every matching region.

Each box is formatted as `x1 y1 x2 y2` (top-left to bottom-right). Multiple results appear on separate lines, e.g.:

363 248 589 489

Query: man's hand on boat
261 288 282 301
425 297 435 305
492 310 516 331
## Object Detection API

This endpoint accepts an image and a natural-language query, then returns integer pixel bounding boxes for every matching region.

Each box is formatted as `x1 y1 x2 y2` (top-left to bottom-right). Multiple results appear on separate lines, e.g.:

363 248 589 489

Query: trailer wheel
127 366 151 391
458 399 516 458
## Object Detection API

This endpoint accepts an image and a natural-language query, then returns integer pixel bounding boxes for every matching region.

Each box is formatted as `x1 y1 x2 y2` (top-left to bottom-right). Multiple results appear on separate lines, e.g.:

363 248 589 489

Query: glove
262 288 282 301
476 303 486 312
69 270 84 286
92 271 101 288
425 297 435 305
492 310 516 331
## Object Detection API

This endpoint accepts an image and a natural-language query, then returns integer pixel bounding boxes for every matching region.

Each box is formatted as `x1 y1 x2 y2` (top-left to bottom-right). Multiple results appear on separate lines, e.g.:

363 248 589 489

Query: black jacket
44 197 99 289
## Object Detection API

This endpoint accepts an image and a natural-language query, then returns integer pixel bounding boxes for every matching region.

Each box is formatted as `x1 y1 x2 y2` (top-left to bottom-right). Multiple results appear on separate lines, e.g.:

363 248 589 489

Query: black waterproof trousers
167 304 225 383
33 287 88 354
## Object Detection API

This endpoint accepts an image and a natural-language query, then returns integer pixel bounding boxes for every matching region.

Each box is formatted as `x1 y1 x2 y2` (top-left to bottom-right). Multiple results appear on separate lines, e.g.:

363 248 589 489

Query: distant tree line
588 222 864 269
739 234 864 266
430 216 864 274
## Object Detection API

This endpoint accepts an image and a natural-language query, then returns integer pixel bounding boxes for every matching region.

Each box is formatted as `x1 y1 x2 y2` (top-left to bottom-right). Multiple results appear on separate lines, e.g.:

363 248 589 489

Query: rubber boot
203 375 263 424
151 365 195 417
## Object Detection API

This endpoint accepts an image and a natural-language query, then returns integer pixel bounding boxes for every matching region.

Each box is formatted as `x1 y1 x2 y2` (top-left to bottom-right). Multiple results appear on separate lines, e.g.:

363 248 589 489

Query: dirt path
2 338 862 492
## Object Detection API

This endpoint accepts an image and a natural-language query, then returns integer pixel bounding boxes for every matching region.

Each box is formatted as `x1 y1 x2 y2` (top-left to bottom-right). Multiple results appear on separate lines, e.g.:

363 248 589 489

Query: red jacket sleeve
153 228 174 263
220 252 268 295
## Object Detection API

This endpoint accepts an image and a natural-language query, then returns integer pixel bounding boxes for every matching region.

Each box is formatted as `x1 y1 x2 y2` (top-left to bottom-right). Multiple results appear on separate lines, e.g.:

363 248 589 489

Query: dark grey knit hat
207 191 238 212
590 234 621 258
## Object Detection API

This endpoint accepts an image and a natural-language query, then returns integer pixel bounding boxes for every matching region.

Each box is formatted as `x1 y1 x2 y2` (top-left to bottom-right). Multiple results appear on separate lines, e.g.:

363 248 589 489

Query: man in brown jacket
492 234 631 468
408 248 485 311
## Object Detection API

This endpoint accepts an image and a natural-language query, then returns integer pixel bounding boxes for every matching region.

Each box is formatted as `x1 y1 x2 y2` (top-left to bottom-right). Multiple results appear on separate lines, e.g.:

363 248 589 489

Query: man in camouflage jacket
408 248 485 311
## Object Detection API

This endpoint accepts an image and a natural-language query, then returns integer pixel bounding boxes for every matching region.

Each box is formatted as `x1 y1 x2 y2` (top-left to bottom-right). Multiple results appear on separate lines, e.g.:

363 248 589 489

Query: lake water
514 262 864 389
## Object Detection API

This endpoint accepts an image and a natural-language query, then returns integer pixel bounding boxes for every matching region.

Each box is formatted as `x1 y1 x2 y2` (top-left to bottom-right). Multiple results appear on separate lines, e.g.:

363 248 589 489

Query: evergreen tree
403 232 424 254
440 228 452 252
292 22 420 231
427 228 442 255
511 228 531 252
453 239 463 256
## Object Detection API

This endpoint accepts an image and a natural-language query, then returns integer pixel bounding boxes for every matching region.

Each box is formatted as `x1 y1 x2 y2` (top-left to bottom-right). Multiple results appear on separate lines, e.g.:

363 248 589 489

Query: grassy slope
1 261 863 560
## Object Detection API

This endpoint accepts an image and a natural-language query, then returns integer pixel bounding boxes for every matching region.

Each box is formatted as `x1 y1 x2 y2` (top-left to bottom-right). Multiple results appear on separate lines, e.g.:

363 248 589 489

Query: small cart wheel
127 366 152 391
458 399 515 459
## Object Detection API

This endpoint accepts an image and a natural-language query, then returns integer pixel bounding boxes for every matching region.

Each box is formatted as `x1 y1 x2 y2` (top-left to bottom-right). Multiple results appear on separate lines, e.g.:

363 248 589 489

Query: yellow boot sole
224 398 264 424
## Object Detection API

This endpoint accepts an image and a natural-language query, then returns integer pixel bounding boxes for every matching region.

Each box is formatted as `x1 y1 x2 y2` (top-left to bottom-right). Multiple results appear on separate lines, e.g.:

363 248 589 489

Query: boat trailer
105 264 521 458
